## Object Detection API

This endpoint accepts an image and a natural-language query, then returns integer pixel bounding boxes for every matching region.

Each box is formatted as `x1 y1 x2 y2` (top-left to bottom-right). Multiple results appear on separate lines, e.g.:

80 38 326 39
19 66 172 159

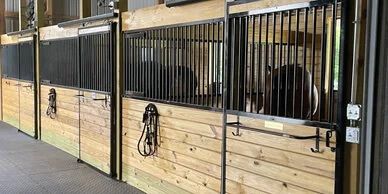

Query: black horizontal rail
58 12 118 28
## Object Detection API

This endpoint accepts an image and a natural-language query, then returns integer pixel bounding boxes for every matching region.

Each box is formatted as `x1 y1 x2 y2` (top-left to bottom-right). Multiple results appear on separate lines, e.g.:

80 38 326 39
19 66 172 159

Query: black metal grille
228 2 340 122
1 44 19 79
40 38 79 88
19 41 35 81
123 20 225 109
80 31 113 93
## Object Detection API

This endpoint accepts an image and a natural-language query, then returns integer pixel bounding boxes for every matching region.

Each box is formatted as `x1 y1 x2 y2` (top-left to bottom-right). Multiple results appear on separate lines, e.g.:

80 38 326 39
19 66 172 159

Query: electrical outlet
347 104 362 121
346 127 360 144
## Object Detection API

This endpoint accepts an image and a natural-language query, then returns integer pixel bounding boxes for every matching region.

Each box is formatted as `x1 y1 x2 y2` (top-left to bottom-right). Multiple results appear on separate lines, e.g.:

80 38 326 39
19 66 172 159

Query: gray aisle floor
0 122 144 194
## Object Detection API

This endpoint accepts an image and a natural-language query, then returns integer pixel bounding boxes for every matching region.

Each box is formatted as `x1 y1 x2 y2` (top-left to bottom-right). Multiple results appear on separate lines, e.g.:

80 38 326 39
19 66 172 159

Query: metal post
220 0 229 193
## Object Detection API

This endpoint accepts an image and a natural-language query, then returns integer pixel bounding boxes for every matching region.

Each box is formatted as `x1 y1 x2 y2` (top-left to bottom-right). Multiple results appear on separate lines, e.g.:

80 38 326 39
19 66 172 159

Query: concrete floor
0 122 144 194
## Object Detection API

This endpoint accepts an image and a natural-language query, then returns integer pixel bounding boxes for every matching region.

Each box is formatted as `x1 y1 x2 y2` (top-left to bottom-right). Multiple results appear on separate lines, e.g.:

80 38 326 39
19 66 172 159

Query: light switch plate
346 127 360 144
347 104 362 121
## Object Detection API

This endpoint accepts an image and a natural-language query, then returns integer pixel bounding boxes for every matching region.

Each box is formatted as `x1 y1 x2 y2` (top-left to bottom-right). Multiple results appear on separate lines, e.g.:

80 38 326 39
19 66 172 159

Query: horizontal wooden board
39 25 78 40
122 0 312 31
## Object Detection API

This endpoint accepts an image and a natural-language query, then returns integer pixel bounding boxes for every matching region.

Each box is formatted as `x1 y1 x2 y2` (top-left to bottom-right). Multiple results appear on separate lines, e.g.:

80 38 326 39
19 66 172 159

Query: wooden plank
123 165 191 194
123 108 222 139
123 146 220 193
226 165 319 194
0 34 18 44
123 98 222 126
123 121 221 152
226 152 334 193
226 128 335 160
122 0 312 31
227 138 335 178
39 25 78 41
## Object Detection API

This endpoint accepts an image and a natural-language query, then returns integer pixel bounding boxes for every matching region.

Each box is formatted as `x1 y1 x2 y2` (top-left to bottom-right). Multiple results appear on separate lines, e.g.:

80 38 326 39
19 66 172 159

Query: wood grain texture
79 91 111 174
40 85 80 157
122 0 312 31
39 25 78 41
19 81 35 137
2 78 20 128
122 98 336 194
0 34 18 45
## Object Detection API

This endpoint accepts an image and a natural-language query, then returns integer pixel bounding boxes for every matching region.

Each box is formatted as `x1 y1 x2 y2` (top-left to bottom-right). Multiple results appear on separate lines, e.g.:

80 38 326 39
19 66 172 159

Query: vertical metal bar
329 2 337 123
211 22 215 107
230 18 235 110
202 24 206 106
285 10 292 116
186 26 192 103
220 2 230 193
319 6 327 121
263 13 269 114
310 7 317 120
196 24 200 105
301 8 309 118
180 26 184 103
278 12 284 116
270 12 276 115
243 16 248 112
172 27 176 101
256 15 262 114
237 17 242 111
250 16 255 113
158 29 161 100
167 28 171 101
216 22 220 108
207 23 210 107
293 9 300 118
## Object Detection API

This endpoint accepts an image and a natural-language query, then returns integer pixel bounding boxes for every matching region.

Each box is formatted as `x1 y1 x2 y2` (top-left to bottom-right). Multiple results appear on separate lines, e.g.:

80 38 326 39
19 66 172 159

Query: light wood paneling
122 0 312 31
40 85 80 157
80 91 111 174
39 25 78 41
122 98 223 194
19 80 35 137
2 78 19 128
0 34 18 44
122 98 336 194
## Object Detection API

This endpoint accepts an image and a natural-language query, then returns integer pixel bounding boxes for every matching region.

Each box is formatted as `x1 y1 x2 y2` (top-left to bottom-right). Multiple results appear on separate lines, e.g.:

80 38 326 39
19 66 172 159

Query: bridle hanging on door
137 103 159 157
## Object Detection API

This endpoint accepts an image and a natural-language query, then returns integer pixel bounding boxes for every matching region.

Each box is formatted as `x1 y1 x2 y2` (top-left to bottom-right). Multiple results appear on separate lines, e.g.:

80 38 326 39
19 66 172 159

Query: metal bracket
326 129 336 152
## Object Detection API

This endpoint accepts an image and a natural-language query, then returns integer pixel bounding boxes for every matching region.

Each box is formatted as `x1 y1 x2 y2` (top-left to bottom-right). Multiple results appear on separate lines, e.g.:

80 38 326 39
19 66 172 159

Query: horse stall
121 0 342 193
39 22 116 175
1 34 36 137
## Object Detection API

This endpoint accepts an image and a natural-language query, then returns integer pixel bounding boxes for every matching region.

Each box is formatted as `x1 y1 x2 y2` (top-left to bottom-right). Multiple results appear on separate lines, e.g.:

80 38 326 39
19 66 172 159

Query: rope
137 103 158 157
46 88 57 119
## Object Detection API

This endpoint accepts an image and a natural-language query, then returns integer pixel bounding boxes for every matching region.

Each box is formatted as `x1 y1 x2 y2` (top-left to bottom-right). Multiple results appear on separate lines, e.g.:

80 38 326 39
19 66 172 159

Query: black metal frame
0 37 37 139
123 19 225 109
40 37 80 88
221 0 346 194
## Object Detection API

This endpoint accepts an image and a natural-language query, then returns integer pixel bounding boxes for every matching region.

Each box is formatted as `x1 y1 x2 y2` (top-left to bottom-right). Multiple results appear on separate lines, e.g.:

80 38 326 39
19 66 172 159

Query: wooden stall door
40 85 80 157
78 25 115 174
19 81 35 137
79 92 111 174
225 118 336 194
2 79 20 128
